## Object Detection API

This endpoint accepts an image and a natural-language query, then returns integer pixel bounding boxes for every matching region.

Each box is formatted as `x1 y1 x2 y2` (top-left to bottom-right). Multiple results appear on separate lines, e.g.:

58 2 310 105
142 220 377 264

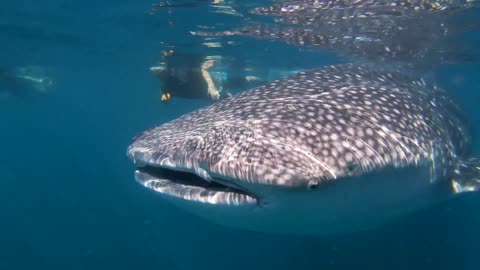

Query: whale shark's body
127 64 479 236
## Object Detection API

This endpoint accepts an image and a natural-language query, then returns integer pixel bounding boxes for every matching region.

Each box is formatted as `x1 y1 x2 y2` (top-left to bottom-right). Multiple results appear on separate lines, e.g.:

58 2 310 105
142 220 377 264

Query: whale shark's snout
128 127 259 206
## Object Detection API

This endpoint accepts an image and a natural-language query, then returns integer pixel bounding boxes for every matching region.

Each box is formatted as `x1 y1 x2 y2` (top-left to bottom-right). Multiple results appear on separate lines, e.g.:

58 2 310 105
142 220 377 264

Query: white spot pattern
128 64 472 189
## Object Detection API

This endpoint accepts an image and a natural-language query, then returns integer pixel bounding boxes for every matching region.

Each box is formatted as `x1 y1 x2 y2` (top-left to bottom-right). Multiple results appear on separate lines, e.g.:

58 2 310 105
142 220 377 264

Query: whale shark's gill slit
137 165 252 196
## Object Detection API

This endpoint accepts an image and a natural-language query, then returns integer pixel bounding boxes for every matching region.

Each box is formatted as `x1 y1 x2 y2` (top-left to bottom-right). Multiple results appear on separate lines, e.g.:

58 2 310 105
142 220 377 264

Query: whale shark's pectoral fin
452 158 480 194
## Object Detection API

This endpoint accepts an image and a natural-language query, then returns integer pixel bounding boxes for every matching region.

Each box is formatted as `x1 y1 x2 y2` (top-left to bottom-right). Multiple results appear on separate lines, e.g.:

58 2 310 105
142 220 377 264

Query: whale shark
127 63 479 236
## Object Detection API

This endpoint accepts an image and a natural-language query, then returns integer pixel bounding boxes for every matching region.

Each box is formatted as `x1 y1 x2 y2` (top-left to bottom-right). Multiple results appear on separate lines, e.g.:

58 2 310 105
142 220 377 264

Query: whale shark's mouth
134 165 258 206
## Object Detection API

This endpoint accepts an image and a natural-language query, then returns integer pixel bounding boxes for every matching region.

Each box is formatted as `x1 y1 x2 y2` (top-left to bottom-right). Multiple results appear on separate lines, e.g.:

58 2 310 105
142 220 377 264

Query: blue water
1 1 479 269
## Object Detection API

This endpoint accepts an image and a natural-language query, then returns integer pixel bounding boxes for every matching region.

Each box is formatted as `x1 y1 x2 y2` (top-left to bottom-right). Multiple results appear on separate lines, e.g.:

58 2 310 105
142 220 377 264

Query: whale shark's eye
308 180 319 190
346 163 358 173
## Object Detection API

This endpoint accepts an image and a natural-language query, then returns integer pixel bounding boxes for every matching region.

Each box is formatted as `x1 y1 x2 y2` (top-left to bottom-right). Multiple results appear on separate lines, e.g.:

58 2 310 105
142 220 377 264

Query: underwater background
1 0 480 269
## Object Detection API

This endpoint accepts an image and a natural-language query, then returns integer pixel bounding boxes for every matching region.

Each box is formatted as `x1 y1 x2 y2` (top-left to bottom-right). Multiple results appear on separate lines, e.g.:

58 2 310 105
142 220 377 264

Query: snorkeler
150 51 298 103
150 53 233 103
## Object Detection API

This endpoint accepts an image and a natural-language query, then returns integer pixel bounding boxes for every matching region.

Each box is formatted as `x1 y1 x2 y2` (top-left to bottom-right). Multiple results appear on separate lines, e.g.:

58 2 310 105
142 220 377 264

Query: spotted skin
252 0 477 17
192 20 451 64
192 0 479 66
128 64 471 189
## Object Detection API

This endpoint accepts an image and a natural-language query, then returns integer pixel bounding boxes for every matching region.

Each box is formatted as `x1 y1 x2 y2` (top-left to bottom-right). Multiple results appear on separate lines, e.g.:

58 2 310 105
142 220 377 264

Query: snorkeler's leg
201 59 221 100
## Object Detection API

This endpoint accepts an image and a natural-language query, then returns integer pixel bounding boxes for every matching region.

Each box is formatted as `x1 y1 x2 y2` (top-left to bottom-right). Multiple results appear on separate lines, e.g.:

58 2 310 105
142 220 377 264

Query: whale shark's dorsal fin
452 158 480 193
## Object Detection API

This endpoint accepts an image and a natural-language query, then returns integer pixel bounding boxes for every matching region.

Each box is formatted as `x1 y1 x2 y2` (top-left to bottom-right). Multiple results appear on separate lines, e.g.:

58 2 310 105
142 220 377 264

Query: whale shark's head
127 64 472 235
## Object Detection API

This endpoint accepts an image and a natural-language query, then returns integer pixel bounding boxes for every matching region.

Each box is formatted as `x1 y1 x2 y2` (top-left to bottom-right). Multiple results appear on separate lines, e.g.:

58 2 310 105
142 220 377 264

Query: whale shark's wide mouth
134 165 258 206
